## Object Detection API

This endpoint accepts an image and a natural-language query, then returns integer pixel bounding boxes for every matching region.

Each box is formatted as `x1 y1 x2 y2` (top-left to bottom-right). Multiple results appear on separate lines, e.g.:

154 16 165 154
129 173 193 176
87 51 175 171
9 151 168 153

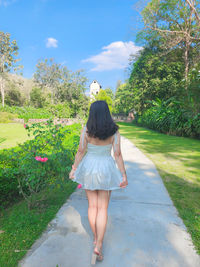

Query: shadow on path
19 136 200 267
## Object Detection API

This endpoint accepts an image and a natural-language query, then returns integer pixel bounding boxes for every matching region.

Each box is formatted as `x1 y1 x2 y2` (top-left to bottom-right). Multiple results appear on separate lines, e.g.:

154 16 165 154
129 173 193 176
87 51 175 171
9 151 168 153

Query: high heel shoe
91 245 103 265
91 251 97 265
96 246 103 262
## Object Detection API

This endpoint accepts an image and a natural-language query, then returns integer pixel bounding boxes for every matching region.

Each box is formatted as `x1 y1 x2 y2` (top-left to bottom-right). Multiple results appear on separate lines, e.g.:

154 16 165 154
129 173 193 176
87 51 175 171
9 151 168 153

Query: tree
128 43 184 113
104 88 114 100
0 31 22 107
30 87 46 108
5 86 23 106
33 58 63 104
186 0 200 26
116 80 122 91
34 58 88 106
70 93 89 118
89 89 113 113
114 83 134 115
56 68 88 103
139 0 200 89
187 62 200 113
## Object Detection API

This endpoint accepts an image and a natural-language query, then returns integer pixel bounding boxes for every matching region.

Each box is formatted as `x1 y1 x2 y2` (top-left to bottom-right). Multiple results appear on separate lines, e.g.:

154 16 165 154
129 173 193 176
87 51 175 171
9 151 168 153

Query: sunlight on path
19 136 200 267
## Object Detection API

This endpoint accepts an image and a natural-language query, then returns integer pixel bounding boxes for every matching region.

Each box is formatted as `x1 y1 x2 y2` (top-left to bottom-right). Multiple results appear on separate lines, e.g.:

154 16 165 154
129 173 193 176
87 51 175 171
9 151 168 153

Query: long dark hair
86 100 119 140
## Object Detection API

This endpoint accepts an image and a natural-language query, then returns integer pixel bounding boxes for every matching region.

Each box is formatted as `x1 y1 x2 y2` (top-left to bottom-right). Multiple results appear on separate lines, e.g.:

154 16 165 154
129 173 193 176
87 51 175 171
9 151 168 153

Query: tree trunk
0 76 5 107
51 89 54 104
184 36 191 96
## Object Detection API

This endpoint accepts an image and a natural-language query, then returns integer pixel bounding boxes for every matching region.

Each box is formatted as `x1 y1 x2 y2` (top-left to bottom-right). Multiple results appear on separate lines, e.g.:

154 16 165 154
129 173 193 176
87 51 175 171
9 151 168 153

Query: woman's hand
119 175 128 188
69 169 75 180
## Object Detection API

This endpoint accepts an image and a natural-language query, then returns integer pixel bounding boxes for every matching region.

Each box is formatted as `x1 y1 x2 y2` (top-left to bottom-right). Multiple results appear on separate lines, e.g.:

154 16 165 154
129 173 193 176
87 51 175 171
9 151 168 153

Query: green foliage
121 0 200 137
0 103 73 122
140 0 200 78
68 94 89 118
45 103 71 118
114 83 133 115
4 86 23 106
89 89 113 113
30 87 46 108
104 88 114 100
33 58 63 105
33 58 88 108
187 63 200 114
135 98 200 138
0 121 82 209
0 112 18 123
32 58 89 115
0 104 53 122
0 31 23 107
0 31 22 73
129 45 184 114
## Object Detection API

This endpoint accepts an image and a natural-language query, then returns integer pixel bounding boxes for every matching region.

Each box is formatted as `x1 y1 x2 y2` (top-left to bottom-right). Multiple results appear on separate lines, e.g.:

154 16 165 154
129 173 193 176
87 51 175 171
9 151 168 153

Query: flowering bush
0 119 82 209
35 156 48 162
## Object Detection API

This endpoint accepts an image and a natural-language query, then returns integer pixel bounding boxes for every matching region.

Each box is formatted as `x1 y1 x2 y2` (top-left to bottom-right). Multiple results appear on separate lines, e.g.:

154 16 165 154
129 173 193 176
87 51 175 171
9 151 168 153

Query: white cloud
46 37 58 48
0 0 17 6
82 41 143 71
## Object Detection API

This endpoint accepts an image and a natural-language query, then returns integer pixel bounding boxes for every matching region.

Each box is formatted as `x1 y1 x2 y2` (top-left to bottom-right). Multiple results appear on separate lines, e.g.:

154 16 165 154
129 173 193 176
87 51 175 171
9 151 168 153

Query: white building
89 80 102 100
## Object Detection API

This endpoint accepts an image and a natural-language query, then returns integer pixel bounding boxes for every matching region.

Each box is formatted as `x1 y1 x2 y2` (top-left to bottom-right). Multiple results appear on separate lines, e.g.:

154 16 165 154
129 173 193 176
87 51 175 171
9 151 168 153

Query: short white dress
72 126 123 190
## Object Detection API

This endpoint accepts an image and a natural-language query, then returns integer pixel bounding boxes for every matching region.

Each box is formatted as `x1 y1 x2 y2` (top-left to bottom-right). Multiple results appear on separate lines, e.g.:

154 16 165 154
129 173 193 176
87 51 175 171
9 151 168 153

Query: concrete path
19 136 200 267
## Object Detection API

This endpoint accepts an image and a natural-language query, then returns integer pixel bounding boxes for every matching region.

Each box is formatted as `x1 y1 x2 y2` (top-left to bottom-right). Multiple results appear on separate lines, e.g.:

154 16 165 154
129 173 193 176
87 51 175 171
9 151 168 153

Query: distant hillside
6 73 34 100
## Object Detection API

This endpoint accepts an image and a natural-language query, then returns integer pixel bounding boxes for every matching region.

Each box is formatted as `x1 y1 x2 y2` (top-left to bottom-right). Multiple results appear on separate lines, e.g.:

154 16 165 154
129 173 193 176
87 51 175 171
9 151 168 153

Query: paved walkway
19 136 200 267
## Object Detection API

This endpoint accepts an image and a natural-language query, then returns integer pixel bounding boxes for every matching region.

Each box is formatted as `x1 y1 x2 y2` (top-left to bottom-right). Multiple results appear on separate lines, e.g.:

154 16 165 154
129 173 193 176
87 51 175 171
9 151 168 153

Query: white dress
72 126 123 190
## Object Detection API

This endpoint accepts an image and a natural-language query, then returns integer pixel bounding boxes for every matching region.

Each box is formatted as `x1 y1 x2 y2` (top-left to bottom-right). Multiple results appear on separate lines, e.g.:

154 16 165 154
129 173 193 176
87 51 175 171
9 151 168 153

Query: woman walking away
69 100 128 265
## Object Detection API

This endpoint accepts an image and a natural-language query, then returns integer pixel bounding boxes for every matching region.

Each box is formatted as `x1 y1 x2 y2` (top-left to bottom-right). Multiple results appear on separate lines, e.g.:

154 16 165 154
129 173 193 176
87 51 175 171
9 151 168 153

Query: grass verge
117 121 200 255
0 180 77 267
0 123 34 150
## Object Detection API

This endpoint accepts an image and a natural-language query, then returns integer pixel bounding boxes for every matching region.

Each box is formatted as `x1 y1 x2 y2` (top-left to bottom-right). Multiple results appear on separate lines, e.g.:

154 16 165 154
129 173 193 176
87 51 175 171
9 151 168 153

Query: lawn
117 121 200 255
0 181 77 267
0 121 199 266
0 123 34 150
0 122 78 267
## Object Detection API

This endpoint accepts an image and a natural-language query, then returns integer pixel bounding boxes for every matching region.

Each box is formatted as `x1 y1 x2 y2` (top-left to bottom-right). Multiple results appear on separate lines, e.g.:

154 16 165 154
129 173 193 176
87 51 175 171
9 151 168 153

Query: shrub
0 120 81 210
30 87 46 108
135 98 200 139
0 103 72 122
0 112 18 123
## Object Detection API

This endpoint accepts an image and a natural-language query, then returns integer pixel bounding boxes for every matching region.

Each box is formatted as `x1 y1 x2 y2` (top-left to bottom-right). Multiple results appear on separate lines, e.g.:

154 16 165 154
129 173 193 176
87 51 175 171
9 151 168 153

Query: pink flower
35 156 48 162
77 184 82 189
35 156 42 161
52 134 55 137
24 124 26 128
40 157 48 162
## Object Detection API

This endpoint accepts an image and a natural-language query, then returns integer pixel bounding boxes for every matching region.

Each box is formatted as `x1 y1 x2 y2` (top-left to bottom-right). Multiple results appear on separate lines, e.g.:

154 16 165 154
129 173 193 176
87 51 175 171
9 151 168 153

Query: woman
69 100 128 265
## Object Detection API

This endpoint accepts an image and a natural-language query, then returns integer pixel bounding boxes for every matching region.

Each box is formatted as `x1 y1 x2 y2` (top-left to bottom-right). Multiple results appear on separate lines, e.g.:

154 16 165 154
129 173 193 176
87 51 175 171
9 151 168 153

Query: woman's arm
113 131 128 187
72 126 88 169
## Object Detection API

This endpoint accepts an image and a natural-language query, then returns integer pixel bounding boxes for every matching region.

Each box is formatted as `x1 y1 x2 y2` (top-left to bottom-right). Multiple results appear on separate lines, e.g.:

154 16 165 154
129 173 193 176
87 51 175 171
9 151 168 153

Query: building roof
89 80 101 87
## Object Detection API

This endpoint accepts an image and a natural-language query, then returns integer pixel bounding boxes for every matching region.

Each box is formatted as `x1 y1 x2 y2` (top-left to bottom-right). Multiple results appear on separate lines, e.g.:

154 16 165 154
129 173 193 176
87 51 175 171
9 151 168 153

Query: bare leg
95 190 111 252
85 189 98 243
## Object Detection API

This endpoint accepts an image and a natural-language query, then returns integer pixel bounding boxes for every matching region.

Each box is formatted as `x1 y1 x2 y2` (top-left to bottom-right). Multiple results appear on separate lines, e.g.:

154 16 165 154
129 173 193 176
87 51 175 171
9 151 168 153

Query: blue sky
0 0 145 95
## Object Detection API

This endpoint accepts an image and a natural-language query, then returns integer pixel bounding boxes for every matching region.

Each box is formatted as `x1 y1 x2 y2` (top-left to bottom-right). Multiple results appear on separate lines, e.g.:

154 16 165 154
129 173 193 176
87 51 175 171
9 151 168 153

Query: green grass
1 121 199 266
0 123 34 149
117 122 200 255
0 181 77 267
0 122 79 266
